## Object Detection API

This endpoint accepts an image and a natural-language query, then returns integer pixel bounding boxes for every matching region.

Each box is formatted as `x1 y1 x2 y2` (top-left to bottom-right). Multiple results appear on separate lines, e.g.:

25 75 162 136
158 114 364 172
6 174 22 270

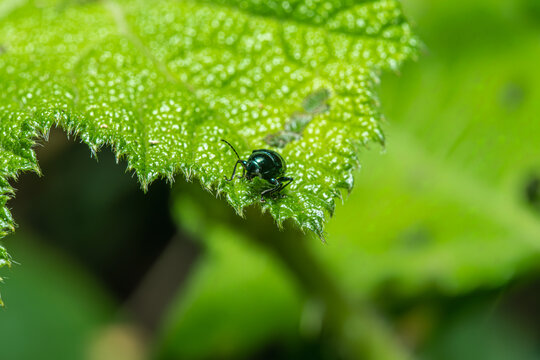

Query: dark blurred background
1 0 540 359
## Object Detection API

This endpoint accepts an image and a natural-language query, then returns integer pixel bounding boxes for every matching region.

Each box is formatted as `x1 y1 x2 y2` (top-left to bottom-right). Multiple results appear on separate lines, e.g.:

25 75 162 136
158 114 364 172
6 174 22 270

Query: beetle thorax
246 150 285 180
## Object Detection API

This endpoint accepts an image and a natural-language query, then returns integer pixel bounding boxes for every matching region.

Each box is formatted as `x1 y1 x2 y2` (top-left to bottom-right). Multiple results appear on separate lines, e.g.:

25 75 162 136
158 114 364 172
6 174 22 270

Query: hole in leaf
265 88 331 148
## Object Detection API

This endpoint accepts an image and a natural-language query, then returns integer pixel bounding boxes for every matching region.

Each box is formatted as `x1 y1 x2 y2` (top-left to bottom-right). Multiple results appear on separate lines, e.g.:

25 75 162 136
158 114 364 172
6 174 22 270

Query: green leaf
0 0 418 247
156 223 303 359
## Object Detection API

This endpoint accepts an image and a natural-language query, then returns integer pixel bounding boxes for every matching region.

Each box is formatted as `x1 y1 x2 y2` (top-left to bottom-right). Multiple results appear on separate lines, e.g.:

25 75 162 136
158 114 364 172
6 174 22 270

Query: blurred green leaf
423 302 539 360
0 234 113 360
156 223 303 359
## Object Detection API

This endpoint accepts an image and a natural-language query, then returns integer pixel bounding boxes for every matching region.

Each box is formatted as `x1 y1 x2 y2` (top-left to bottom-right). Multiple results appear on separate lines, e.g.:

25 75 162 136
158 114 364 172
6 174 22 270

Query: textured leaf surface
0 0 417 251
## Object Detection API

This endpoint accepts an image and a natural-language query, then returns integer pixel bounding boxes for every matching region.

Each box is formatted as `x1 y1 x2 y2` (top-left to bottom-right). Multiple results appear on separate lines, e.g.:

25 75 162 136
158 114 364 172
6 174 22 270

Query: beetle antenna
221 139 241 160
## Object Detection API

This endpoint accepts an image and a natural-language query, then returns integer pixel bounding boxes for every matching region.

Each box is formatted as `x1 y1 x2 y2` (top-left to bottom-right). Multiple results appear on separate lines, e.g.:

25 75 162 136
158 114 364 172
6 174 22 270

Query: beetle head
245 161 261 180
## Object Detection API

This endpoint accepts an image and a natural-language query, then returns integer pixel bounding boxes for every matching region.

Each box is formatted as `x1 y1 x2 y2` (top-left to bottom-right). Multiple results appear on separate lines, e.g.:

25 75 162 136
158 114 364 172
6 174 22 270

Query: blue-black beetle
221 139 293 202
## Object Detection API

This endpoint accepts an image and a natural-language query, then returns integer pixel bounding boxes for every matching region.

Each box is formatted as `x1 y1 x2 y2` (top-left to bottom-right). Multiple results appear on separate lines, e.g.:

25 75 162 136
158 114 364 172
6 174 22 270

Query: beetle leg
269 177 293 199
261 177 294 202
239 165 246 179
276 176 293 191
260 178 280 202
225 160 246 181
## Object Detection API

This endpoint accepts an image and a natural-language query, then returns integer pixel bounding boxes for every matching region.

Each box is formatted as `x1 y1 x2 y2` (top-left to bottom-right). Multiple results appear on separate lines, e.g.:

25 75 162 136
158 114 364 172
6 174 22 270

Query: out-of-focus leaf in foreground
0 0 418 249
